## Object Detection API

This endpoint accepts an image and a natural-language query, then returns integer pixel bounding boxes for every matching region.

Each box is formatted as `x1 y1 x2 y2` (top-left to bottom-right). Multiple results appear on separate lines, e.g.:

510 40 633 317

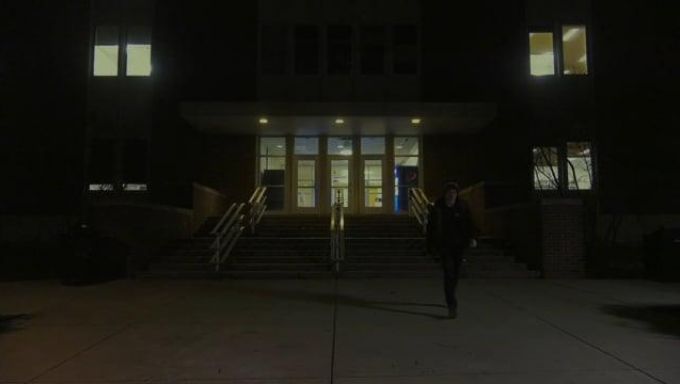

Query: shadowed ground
1 278 679 383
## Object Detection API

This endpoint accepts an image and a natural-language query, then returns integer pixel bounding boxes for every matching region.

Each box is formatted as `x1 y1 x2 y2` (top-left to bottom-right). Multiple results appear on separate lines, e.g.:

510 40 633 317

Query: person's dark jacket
426 197 478 254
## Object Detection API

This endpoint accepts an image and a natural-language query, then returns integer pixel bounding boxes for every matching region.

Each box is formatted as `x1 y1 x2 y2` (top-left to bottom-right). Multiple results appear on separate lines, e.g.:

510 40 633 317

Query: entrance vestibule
258 135 421 215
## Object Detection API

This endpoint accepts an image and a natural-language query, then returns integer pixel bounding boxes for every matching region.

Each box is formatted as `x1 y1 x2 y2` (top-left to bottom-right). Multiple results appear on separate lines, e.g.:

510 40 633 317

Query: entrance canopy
181 102 496 135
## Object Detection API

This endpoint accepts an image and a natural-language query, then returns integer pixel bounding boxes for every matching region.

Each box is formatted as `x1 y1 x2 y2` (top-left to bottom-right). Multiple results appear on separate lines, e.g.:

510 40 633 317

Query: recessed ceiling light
276 145 283 149
335 118 344 124
259 117 268 124
411 118 421 124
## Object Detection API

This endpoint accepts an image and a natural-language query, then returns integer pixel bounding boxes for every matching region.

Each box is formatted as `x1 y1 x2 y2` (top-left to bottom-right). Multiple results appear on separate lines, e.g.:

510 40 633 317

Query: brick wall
541 199 585 278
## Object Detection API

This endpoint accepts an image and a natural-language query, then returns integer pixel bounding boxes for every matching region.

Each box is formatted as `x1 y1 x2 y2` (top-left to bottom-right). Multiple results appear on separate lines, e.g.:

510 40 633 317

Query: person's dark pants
440 246 464 310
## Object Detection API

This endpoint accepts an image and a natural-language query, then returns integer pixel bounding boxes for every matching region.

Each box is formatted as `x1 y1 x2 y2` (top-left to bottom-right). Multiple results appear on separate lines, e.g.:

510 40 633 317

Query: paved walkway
1 278 679 383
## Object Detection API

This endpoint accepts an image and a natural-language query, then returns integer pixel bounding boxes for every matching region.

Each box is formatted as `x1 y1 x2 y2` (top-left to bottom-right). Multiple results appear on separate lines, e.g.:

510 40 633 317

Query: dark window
327 25 352 74
294 25 319 74
393 25 418 74
121 139 148 183
89 139 116 183
360 26 386 74
261 25 288 75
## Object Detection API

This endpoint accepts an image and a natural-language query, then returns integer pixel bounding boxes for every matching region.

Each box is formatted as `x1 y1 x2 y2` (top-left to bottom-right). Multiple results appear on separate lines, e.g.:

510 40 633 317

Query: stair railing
245 186 268 235
330 191 345 274
409 188 432 235
210 202 246 271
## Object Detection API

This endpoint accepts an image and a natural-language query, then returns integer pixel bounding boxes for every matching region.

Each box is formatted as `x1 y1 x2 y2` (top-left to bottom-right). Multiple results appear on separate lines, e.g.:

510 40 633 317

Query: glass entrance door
330 158 351 209
361 158 384 212
293 158 318 212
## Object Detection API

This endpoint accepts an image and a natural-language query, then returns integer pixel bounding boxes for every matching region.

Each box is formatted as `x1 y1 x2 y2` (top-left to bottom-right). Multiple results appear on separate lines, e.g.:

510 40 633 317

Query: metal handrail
409 188 432 234
209 186 268 272
245 186 267 235
210 203 238 236
329 191 345 274
210 202 245 271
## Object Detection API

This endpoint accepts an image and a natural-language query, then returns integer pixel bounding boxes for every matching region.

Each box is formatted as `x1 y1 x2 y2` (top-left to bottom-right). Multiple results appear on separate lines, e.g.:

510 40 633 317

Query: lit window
361 137 385 155
562 25 588 75
533 147 559 190
394 137 420 212
94 26 119 76
259 137 286 210
294 137 319 155
126 27 151 76
89 184 115 192
328 137 353 156
567 142 593 190
123 183 148 192
529 32 555 76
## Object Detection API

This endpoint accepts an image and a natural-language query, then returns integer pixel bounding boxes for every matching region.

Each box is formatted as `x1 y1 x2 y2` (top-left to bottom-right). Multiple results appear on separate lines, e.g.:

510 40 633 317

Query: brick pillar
540 198 585 278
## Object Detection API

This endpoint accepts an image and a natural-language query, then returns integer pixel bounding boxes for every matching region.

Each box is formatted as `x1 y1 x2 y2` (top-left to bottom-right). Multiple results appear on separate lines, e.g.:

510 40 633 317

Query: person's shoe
448 308 458 319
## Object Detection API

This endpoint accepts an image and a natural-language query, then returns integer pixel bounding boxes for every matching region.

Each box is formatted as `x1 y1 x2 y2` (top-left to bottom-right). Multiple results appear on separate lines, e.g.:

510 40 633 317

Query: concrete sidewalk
1 278 679 383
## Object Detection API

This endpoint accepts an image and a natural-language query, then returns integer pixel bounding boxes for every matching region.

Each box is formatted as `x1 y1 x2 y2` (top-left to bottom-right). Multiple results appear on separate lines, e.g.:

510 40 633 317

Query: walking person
426 181 478 319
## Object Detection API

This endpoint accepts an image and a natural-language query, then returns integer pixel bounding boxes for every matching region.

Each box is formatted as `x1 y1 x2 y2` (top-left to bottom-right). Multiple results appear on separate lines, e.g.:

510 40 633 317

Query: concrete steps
144 214 539 279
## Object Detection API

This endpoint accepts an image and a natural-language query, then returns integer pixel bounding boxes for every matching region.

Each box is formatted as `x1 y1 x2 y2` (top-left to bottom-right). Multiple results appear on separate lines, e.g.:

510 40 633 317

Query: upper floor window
529 32 555 76
562 25 588 75
360 26 386 75
533 146 559 190
261 25 289 75
126 27 152 76
327 25 353 75
393 25 418 74
94 26 119 76
93 25 151 77
294 25 320 75
567 142 593 190
532 142 595 192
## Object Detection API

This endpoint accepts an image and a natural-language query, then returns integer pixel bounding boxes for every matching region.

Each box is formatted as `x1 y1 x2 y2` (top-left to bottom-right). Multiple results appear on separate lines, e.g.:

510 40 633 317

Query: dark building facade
2 0 679 276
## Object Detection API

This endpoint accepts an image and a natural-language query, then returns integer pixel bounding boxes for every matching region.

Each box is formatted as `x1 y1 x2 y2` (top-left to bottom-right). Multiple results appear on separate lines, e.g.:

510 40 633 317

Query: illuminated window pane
533 147 559 190
394 137 419 155
294 137 319 155
567 142 593 190
361 137 385 155
331 160 349 207
297 160 316 188
259 137 286 156
394 156 419 212
260 157 285 210
328 137 353 156
126 27 151 76
297 159 316 208
364 159 383 208
123 183 148 191
126 45 151 76
562 25 588 75
94 26 119 76
529 32 555 76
